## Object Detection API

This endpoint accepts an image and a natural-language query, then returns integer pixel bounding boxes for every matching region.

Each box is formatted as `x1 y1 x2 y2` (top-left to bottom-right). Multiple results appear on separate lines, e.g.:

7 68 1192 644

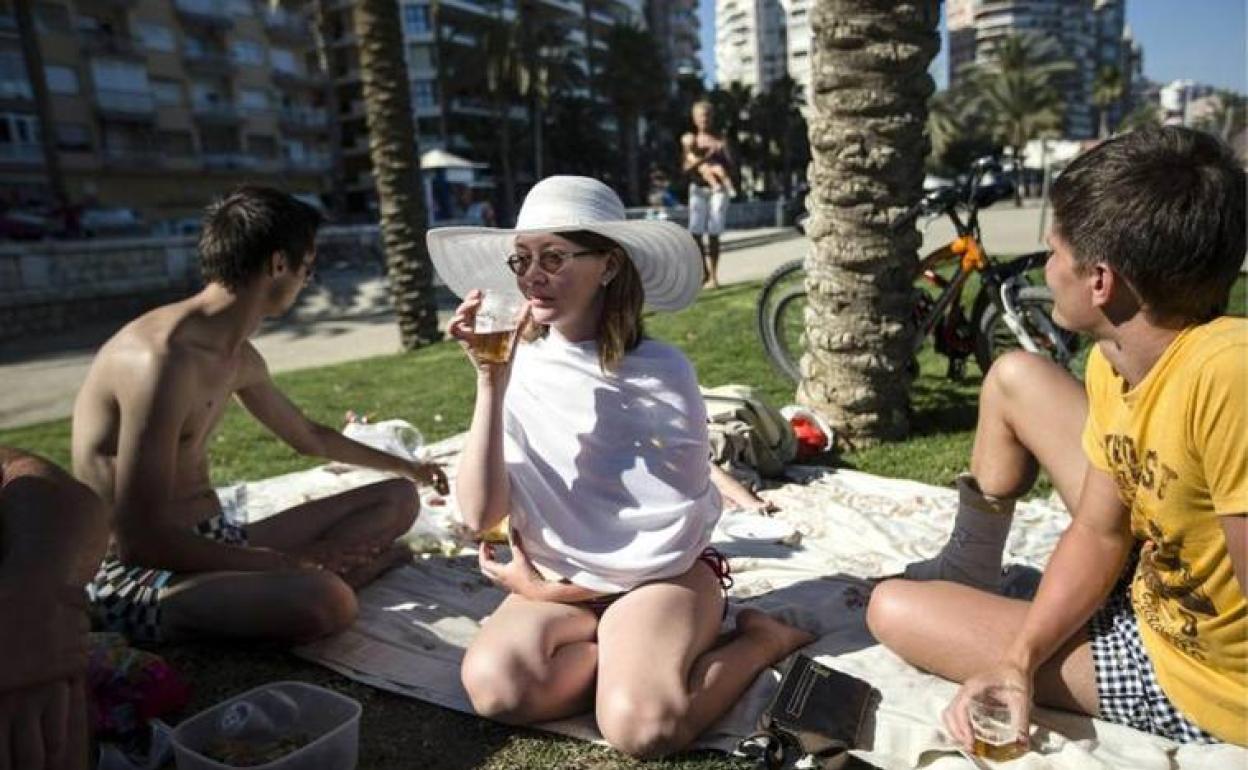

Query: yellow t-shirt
1082 316 1248 745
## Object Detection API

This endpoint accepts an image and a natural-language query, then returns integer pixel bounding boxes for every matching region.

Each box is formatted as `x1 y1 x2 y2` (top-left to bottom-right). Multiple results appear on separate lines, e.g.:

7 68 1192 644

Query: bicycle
757 159 1080 382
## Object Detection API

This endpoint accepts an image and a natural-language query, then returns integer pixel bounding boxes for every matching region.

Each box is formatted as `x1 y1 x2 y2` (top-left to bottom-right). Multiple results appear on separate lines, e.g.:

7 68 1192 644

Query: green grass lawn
0 282 986 487
2 275 1243 770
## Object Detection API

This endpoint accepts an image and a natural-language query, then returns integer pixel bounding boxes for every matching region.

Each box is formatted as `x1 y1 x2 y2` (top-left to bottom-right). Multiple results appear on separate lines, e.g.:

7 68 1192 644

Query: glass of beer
969 687 1027 761
472 289 527 364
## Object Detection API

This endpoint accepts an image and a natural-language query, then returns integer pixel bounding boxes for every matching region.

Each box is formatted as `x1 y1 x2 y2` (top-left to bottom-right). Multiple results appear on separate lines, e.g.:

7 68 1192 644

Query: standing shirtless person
681 100 736 289
72 186 448 645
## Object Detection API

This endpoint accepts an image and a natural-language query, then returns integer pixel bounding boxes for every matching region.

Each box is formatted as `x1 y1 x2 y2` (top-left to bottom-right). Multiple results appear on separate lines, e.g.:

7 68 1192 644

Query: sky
698 0 1248 94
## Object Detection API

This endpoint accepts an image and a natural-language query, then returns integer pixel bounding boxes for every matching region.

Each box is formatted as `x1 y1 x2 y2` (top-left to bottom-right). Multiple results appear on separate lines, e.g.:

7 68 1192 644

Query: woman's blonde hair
521 229 644 372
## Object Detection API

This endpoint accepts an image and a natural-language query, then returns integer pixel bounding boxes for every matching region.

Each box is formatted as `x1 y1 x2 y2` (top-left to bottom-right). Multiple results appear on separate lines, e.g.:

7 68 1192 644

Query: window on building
90 59 149 93
269 47 297 73
406 45 433 69
44 65 79 94
0 112 40 147
227 0 254 17
403 5 430 34
231 39 265 66
247 133 277 157
411 79 435 107
152 78 183 106
135 21 176 52
54 123 91 152
34 2 70 32
0 51 31 99
158 129 194 157
191 83 227 111
239 88 270 113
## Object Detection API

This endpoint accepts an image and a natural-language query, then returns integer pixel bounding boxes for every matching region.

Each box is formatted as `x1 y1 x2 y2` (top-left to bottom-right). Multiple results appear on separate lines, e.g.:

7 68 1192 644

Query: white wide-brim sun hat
427 175 703 312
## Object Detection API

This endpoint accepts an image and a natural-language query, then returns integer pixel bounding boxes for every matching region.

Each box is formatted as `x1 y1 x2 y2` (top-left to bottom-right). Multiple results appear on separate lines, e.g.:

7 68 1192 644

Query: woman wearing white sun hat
430 176 812 758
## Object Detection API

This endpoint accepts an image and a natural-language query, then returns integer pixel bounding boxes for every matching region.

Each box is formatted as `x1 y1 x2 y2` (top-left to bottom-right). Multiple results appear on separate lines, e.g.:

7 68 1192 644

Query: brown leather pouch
737 654 879 770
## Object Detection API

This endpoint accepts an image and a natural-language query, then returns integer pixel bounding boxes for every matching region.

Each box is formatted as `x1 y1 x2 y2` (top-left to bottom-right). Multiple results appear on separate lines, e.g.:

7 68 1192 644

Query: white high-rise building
714 0 787 93
779 0 812 106
948 0 1140 139
646 0 702 83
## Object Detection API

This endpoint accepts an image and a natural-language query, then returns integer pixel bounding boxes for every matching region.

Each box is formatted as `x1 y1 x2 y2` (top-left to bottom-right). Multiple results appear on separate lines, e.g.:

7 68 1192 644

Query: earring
601 275 613 286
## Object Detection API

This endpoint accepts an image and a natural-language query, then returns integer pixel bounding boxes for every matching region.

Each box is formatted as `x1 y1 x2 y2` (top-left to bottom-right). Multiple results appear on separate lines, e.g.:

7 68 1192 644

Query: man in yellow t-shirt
867 126 1247 747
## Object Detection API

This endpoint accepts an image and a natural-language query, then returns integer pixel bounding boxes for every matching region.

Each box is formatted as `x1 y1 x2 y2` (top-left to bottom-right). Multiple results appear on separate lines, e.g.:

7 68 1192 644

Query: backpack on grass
702 384 797 486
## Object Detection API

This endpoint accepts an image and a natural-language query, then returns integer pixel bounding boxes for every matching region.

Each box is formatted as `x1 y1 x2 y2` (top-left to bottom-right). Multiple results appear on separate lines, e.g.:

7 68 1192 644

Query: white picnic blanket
225 434 1242 770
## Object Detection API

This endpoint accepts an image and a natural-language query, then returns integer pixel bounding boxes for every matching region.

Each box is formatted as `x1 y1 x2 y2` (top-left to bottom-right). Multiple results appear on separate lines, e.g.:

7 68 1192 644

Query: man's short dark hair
199 186 324 291
1050 126 1246 322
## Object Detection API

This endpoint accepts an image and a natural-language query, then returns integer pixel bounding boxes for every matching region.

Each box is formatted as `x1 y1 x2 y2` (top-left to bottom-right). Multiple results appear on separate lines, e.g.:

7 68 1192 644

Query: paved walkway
0 206 1051 431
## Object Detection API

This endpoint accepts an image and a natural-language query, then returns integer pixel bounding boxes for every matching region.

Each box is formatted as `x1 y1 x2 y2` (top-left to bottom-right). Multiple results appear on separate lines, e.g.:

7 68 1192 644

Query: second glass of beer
473 289 527 364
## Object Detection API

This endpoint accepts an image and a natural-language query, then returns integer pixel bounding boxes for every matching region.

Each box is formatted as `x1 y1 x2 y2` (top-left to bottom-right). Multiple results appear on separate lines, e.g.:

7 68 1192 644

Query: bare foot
341 543 412 588
736 608 816 662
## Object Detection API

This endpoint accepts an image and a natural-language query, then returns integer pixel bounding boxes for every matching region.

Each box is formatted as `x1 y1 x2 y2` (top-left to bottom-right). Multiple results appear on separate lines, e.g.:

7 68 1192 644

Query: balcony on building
0 143 43 165
192 100 242 124
273 67 326 89
279 106 329 132
81 30 145 59
285 153 330 173
175 0 233 29
183 48 236 76
101 146 163 169
264 8 311 45
95 89 157 120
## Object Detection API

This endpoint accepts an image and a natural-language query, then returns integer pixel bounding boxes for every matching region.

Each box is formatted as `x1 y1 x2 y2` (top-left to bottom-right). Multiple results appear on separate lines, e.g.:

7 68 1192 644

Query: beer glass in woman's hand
448 289 530 375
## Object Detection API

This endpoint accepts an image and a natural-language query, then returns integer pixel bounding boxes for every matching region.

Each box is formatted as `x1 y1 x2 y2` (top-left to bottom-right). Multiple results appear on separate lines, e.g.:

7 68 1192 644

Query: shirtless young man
72 186 448 645
681 101 735 289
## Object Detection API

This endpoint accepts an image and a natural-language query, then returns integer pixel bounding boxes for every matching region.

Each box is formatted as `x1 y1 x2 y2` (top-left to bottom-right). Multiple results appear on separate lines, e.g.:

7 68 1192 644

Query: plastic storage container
171 681 361 770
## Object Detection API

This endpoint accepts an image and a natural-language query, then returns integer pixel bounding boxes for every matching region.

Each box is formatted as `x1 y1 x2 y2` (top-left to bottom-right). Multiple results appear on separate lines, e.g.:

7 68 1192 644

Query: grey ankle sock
904 475 1015 592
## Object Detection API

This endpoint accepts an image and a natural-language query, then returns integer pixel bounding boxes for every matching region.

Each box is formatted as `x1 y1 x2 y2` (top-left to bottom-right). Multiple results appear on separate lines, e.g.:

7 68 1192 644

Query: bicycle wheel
973 286 1080 374
755 259 806 382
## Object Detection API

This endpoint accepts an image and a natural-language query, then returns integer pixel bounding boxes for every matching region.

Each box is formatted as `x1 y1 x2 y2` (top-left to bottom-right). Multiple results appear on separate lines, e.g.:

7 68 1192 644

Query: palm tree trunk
495 94 516 225
1012 144 1025 206
354 0 440 349
798 0 939 447
311 0 346 220
14 0 68 219
533 98 544 179
624 112 640 205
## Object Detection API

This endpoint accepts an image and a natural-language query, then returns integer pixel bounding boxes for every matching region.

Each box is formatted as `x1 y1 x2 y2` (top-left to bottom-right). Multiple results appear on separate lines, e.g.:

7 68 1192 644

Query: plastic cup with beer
968 686 1028 761
472 289 527 364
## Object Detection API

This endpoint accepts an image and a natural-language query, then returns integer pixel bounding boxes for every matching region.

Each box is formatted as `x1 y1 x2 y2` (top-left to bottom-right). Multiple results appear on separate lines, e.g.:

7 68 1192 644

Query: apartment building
645 0 701 84
714 0 786 94
778 0 810 108
947 0 1140 139
313 0 648 217
0 0 330 223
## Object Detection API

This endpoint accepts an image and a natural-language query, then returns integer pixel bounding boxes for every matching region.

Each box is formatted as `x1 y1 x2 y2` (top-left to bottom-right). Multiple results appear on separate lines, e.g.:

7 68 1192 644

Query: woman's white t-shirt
502 331 722 593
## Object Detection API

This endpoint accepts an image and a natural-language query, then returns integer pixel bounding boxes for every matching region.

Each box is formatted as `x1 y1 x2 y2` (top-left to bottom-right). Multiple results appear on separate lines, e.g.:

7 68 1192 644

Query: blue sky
698 0 1247 94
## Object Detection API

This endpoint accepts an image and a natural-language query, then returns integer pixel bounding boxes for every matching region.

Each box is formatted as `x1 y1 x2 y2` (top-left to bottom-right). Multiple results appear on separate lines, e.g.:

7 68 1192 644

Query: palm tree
13 0 69 223
1195 90 1247 144
972 34 1071 205
517 20 583 180
1091 65 1124 138
748 75 807 197
601 24 667 204
797 0 939 446
352 0 440 348
480 2 524 223
1119 101 1160 132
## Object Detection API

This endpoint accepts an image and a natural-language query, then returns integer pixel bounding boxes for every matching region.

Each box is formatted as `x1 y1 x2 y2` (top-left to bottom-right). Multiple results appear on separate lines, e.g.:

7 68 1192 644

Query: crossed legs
868 351 1100 715
461 561 812 758
159 478 419 643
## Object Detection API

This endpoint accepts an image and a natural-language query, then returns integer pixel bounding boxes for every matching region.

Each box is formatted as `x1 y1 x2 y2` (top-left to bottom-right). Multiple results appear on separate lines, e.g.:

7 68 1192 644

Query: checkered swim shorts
86 513 248 644
1087 576 1218 744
